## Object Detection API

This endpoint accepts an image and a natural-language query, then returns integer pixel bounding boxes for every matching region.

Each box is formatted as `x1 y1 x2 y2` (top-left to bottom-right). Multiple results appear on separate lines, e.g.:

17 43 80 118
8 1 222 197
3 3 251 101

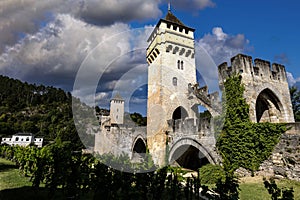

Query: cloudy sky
0 0 299 115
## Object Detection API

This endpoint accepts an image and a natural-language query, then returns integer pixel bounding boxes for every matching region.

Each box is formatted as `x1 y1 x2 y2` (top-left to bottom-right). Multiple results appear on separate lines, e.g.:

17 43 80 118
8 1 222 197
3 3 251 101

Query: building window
26 137 29 141
155 49 160 55
153 52 157 58
15 137 19 141
21 138 23 141
116 115 118 119
177 60 180 69
173 77 178 86
181 61 184 70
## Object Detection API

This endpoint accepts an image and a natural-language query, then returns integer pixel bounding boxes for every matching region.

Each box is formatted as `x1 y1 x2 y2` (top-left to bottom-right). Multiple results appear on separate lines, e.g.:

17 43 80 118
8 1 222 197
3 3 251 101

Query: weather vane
168 0 171 11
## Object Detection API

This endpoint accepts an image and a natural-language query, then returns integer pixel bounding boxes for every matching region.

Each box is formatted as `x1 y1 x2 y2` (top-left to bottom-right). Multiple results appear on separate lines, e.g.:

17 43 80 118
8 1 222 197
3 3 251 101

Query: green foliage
0 75 96 149
290 86 300 122
217 75 287 171
130 112 147 126
264 177 294 200
199 110 212 120
201 157 240 200
199 164 225 184
0 144 207 199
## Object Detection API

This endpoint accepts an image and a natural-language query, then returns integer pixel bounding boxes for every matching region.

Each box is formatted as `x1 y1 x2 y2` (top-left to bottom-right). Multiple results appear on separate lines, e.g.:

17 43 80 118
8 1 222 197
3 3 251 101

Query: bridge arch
255 88 284 123
168 138 217 170
131 135 147 162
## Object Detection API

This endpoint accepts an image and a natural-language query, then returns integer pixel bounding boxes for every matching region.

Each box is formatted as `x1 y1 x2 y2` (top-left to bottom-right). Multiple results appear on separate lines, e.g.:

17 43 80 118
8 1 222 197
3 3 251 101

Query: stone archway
132 136 147 162
168 138 216 171
255 88 283 123
172 106 188 121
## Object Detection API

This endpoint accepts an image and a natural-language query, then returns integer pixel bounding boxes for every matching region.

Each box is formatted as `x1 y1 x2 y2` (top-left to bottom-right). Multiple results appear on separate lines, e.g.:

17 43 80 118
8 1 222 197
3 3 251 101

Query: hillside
0 75 95 149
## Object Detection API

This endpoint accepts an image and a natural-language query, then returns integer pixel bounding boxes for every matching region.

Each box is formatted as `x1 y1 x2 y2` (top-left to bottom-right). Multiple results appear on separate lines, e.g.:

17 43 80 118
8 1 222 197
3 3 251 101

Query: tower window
177 60 180 69
155 49 160 55
153 52 157 58
167 24 171 29
173 26 177 31
173 77 178 86
181 61 184 70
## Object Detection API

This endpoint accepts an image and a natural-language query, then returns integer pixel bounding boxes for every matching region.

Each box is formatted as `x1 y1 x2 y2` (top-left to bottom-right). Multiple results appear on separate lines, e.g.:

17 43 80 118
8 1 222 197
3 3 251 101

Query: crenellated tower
146 9 198 165
218 54 295 123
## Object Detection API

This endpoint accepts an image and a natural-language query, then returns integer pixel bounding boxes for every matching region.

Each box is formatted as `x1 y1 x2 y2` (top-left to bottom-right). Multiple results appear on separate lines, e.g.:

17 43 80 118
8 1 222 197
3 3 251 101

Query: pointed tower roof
153 9 195 34
165 10 185 26
111 92 124 101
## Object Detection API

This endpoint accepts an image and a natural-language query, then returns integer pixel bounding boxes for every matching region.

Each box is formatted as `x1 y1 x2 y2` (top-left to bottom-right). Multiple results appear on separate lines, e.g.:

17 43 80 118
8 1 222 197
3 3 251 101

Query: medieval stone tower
110 93 124 125
218 54 295 123
146 9 199 165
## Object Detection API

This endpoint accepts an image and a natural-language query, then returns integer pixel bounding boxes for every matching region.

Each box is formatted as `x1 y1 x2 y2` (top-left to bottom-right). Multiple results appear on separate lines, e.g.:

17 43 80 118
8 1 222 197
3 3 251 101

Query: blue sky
0 0 299 115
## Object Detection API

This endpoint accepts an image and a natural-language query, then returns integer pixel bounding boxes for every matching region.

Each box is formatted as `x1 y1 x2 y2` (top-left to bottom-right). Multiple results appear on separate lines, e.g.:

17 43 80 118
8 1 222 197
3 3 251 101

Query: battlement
167 117 212 137
218 54 287 84
188 83 220 106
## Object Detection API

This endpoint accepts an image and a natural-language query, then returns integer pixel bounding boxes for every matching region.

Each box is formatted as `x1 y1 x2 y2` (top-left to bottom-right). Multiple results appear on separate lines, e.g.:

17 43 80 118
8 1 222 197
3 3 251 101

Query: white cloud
0 14 134 90
0 0 161 54
195 27 251 92
198 27 250 65
78 0 161 25
171 0 215 10
286 72 300 87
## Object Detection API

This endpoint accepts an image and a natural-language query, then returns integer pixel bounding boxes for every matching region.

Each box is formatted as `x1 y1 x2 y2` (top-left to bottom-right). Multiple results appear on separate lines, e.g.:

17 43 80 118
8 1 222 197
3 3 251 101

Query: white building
1 133 43 147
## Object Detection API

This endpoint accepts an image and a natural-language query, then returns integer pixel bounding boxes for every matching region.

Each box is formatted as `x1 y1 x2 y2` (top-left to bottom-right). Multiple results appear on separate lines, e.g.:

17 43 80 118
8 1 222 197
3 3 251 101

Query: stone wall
236 123 300 181
94 125 147 159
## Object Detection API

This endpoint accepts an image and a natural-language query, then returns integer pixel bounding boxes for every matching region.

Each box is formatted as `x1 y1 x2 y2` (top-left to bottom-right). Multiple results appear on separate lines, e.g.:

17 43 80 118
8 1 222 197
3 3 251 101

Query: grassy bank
239 176 300 200
0 158 31 190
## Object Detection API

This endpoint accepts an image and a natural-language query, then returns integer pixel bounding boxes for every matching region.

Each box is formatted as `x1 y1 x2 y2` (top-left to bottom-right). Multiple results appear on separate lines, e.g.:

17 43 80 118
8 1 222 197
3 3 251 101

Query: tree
290 86 300 121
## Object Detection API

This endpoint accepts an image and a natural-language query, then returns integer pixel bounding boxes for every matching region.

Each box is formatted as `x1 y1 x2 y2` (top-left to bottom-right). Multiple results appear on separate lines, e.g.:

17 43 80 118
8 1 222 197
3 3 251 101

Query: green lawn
0 158 55 200
0 158 32 190
239 178 300 200
1 157 300 199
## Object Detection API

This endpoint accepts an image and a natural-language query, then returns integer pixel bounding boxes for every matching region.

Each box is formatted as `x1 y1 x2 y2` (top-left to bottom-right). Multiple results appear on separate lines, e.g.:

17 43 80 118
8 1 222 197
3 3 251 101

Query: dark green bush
199 164 225 184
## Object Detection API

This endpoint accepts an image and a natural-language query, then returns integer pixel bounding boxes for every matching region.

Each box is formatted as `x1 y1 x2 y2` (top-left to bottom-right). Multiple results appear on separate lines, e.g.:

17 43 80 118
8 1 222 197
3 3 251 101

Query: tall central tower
146 9 198 165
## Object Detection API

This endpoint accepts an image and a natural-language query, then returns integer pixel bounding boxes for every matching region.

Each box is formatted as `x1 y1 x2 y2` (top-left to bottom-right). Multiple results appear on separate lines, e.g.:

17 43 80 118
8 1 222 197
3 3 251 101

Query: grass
0 158 57 200
239 176 300 200
1 157 300 199
0 158 31 190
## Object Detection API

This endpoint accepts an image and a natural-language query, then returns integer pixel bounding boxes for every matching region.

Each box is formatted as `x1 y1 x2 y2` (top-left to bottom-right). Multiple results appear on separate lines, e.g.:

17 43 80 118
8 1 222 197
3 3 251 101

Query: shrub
199 164 225 184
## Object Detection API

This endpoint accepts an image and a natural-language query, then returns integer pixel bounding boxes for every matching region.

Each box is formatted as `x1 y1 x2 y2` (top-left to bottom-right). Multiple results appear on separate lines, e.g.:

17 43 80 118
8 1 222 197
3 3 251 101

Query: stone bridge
166 116 221 170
